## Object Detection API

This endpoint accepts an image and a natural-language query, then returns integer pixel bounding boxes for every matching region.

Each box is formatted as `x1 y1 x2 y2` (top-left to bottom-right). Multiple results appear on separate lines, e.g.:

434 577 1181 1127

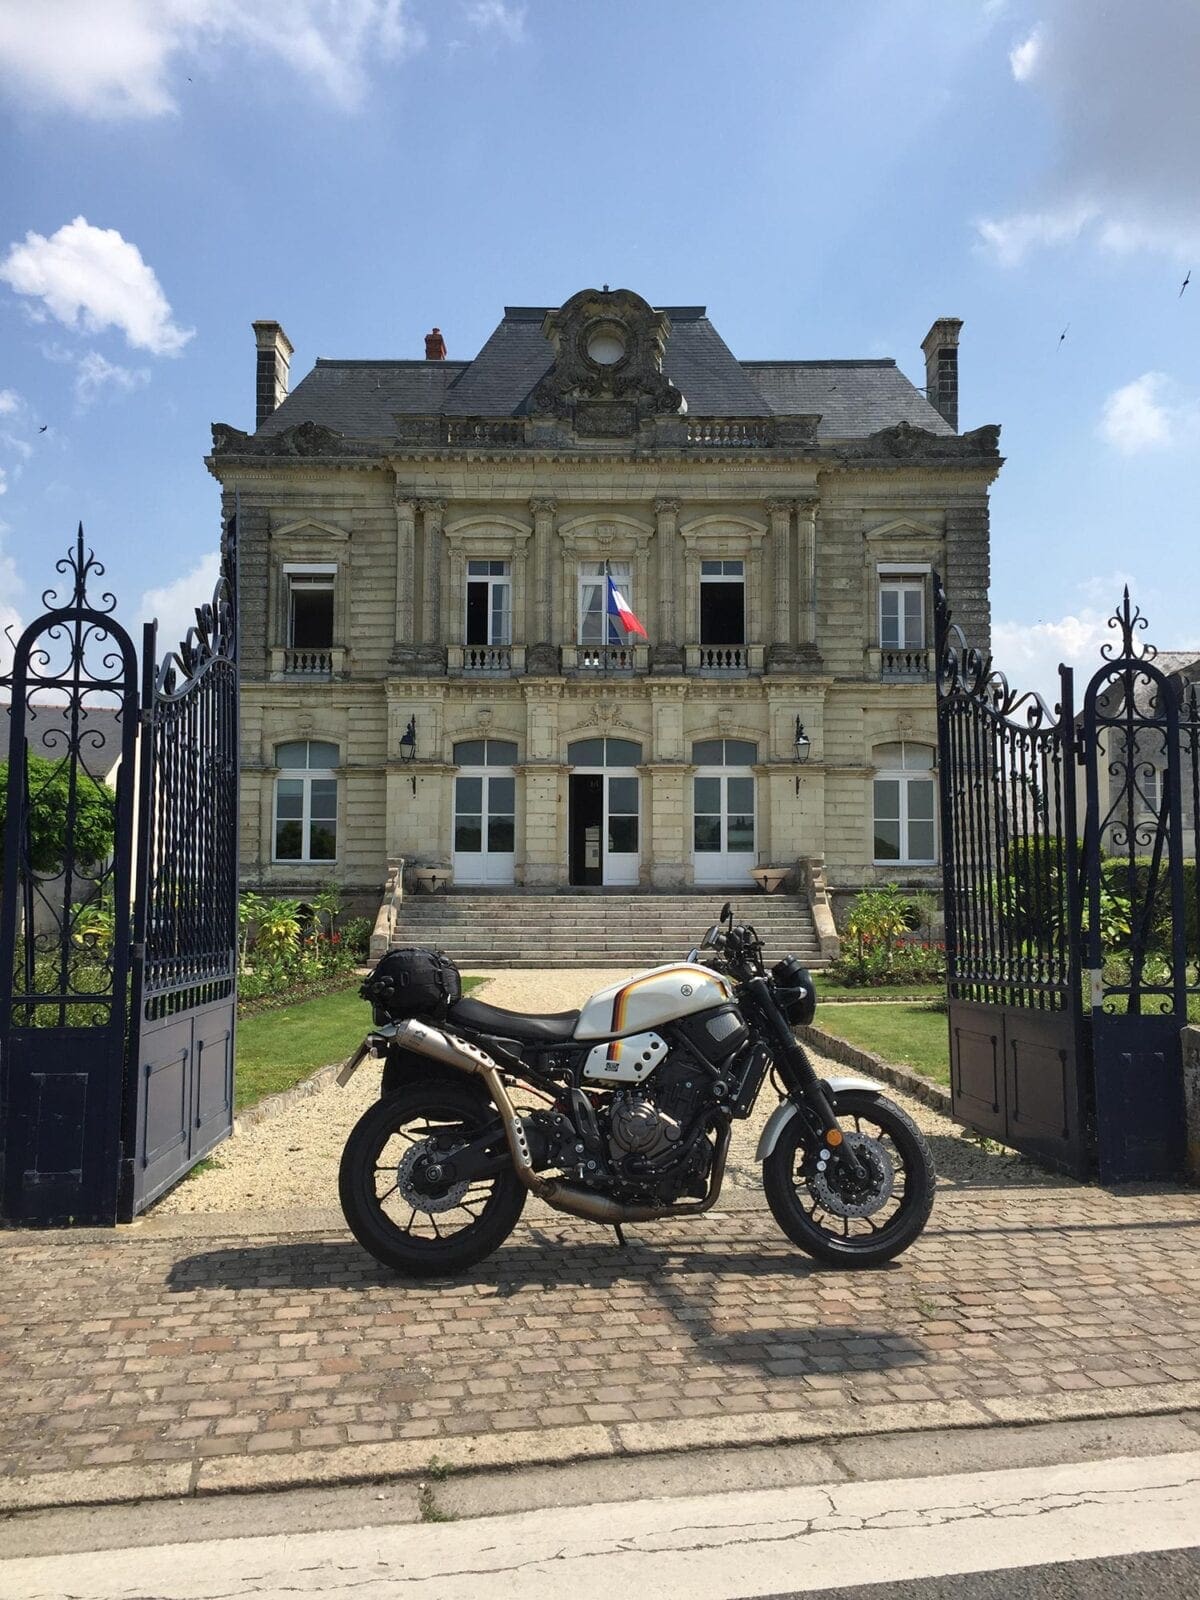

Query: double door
693 771 756 884
569 771 640 886
453 770 515 885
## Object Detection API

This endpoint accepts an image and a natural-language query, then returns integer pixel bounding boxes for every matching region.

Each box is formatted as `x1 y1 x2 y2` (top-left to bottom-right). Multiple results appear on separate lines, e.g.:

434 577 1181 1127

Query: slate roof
257 303 952 442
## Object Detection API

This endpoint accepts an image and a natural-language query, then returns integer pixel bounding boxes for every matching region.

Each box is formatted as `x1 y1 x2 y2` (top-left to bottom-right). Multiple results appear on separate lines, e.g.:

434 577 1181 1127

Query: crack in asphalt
22 1472 1200 1597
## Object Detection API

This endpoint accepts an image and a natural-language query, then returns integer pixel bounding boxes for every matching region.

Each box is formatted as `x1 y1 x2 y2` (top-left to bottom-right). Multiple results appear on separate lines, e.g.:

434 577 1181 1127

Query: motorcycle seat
446 995 580 1044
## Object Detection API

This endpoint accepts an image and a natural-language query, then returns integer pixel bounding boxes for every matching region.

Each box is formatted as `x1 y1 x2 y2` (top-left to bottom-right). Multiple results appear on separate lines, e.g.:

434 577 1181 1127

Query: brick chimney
252 321 293 430
921 318 963 432
424 326 447 360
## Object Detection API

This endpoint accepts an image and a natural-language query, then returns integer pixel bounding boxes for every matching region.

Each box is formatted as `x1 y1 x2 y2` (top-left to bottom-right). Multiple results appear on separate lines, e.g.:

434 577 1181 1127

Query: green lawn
813 1002 950 1087
235 976 484 1111
816 979 944 1002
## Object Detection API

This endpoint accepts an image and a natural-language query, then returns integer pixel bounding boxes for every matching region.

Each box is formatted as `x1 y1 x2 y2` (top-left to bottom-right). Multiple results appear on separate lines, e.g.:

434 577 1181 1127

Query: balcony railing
444 417 527 447
686 643 764 675
270 646 346 680
562 643 649 674
448 643 525 676
871 645 935 681
684 419 776 447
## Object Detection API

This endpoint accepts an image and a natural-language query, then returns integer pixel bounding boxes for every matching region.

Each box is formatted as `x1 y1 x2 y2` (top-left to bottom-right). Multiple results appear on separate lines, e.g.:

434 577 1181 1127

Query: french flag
606 573 648 639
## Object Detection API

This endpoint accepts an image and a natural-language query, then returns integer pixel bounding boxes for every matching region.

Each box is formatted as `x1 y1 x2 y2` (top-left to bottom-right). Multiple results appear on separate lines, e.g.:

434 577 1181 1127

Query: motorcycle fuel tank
574 963 734 1041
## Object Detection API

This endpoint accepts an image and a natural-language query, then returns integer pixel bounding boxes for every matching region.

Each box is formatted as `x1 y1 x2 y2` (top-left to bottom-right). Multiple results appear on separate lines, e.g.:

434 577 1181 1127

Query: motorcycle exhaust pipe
390 1019 730 1225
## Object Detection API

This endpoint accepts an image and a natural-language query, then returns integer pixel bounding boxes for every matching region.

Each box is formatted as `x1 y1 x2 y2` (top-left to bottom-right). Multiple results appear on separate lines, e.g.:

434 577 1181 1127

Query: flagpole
604 558 611 676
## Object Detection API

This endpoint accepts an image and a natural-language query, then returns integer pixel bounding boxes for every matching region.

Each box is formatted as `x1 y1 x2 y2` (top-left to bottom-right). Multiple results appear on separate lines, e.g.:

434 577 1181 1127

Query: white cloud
0 1 424 119
464 1 526 42
0 217 192 356
1009 23 1043 81
139 550 221 653
0 526 23 675
992 608 1118 708
0 388 20 415
980 0 1200 264
1098 372 1200 454
75 351 151 407
0 466 7 495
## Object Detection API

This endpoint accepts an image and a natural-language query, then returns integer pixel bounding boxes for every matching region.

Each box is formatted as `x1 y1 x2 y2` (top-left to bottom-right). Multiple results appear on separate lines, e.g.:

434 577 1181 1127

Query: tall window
699 560 745 644
879 574 925 650
274 740 338 862
873 741 936 865
578 561 632 644
286 566 335 648
1141 764 1161 815
465 560 511 646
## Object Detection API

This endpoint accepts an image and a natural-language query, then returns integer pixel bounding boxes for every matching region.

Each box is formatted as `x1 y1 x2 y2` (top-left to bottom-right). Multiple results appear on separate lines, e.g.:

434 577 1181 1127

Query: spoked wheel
339 1079 526 1276
762 1089 935 1266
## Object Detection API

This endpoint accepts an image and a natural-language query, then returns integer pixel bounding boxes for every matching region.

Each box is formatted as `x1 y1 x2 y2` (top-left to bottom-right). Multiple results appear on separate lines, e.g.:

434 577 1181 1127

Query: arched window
274 740 338 862
872 741 936 865
691 738 757 766
452 739 519 766
567 737 643 767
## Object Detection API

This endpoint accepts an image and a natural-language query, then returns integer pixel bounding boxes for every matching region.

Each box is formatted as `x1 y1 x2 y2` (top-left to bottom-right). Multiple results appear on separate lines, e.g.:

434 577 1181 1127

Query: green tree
0 753 116 877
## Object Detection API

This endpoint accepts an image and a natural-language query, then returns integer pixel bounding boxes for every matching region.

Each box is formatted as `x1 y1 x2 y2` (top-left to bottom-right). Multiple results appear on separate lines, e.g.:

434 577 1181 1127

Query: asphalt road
763 1547 1200 1599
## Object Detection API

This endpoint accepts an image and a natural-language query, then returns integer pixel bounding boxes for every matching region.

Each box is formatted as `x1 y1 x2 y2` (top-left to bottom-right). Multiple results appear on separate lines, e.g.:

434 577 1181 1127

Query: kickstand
612 1223 627 1248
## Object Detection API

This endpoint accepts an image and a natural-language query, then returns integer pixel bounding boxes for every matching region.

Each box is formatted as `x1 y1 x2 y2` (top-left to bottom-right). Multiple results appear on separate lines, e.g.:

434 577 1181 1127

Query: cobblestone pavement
2 1178 1199 1496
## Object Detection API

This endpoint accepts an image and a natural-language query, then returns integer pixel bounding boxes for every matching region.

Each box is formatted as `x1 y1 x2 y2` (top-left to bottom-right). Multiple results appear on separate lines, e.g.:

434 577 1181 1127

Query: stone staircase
390 891 826 970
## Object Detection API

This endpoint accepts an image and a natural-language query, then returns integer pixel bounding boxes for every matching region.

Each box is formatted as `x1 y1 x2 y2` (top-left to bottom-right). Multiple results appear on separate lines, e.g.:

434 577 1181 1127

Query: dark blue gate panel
1006 1010 1080 1168
193 998 235 1151
1093 1014 1186 1183
4 1030 123 1224
949 1001 1005 1138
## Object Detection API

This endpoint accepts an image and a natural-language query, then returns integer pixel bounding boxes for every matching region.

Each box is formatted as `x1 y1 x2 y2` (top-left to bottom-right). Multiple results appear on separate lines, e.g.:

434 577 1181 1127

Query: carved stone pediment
836 421 1002 466
531 287 683 420
211 420 346 456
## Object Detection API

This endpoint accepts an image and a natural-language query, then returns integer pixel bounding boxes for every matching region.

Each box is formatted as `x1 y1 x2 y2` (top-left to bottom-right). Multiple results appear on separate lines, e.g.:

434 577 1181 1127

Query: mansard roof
255 301 954 443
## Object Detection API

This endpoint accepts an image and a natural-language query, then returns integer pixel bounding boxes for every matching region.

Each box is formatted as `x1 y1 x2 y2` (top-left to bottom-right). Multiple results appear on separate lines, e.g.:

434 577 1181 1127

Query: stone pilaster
652 499 684 673
645 762 689 888
797 497 818 648
529 495 556 662
767 499 793 648
393 489 416 646
418 497 446 646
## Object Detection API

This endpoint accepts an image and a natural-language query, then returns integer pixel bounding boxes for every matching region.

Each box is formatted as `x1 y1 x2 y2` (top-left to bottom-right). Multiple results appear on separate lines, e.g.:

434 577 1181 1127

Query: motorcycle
337 903 935 1276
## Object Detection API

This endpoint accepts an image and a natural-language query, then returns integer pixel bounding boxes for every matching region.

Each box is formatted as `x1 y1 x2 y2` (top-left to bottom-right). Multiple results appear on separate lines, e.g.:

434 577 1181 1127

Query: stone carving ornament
531 287 683 419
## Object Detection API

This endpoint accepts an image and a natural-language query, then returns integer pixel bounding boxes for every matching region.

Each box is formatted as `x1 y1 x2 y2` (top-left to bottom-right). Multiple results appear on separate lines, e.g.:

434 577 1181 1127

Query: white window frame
273 740 339 863
878 566 928 652
1141 765 1161 814
283 562 337 649
578 560 632 645
872 741 937 866
465 559 512 647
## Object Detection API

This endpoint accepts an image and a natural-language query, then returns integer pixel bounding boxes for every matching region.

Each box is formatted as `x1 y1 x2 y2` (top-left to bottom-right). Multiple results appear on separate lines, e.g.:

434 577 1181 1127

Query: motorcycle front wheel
762 1089 935 1266
339 1079 526 1276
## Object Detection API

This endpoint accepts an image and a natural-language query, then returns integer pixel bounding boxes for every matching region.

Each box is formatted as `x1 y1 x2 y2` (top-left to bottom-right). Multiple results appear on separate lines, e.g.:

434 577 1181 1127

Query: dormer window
586 323 627 366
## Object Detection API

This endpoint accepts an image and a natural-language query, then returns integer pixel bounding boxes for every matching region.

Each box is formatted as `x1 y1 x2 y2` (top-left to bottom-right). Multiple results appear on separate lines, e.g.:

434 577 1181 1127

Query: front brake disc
808 1132 895 1218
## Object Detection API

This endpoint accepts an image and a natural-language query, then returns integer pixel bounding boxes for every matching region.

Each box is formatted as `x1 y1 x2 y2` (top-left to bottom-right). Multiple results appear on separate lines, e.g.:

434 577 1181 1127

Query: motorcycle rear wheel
762 1089 934 1266
339 1079 526 1276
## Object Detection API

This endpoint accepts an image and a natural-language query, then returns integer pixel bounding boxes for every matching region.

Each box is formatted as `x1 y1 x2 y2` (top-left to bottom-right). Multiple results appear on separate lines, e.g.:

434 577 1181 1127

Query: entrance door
569 774 603 885
693 770 756 885
453 770 515 885
569 771 640 886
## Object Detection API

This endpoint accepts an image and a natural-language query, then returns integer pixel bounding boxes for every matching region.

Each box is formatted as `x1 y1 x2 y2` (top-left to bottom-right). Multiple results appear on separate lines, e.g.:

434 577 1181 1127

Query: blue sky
0 0 1196 698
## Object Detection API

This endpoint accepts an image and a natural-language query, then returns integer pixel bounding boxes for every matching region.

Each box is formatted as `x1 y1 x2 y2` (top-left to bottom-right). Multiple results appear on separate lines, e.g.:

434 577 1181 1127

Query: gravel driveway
150 969 1056 1219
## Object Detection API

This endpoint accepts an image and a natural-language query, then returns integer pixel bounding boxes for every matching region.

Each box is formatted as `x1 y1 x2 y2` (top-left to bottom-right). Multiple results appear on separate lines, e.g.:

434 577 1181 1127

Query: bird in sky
1180 270 1191 297
38 424 48 433
1058 324 1069 347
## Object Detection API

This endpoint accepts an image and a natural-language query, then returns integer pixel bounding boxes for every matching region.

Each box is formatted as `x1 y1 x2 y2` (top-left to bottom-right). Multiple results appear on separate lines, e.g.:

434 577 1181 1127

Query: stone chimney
425 326 447 360
921 317 963 432
252 320 293 429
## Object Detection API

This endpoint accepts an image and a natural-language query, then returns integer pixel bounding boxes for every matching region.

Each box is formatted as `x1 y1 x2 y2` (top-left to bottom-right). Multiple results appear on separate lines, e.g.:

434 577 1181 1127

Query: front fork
744 976 869 1181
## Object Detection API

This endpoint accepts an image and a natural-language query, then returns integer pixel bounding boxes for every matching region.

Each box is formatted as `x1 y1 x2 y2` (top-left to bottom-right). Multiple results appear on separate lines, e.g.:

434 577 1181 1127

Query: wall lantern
793 717 811 795
400 715 417 795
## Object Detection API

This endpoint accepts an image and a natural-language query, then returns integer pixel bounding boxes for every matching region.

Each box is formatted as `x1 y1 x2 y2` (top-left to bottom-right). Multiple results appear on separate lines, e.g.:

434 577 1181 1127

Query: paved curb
799 1023 953 1116
4 1384 1199 1515
233 1060 345 1133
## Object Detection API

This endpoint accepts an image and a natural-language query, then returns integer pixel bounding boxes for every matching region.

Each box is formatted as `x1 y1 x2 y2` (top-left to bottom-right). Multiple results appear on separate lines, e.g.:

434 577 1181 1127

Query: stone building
207 287 1001 923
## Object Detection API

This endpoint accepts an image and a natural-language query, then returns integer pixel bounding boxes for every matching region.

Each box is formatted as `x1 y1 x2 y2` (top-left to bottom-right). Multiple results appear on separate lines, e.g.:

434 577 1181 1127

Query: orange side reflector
826 1128 843 1146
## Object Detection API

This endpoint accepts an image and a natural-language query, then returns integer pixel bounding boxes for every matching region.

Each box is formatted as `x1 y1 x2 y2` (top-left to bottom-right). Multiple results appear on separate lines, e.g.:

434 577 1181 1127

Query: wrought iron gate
1 520 238 1226
937 577 1199 1181
1079 592 1196 1181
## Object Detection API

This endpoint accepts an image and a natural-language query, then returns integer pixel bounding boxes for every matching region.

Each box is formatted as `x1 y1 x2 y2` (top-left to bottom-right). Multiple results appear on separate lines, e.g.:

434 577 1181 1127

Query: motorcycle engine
604 1054 710 1172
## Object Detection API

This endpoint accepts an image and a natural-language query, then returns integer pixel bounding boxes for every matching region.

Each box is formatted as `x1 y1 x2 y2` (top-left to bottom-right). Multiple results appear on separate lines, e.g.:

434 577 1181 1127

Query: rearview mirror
720 901 732 924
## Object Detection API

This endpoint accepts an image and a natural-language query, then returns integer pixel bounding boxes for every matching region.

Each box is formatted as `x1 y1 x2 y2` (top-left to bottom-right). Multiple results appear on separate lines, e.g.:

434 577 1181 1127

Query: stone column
797 497 818 648
767 499 793 649
393 490 416 648
418 498 446 644
655 498 680 647
645 763 689 888
529 495 556 656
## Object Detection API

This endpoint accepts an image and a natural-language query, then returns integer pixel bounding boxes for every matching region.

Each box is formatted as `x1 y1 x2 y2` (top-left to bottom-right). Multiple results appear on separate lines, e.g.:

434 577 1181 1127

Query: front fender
755 1076 882 1162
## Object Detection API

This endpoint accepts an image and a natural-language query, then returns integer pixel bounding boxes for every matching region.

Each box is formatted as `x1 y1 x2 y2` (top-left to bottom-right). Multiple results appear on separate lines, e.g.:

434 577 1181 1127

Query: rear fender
755 1077 882 1162
380 1046 491 1106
